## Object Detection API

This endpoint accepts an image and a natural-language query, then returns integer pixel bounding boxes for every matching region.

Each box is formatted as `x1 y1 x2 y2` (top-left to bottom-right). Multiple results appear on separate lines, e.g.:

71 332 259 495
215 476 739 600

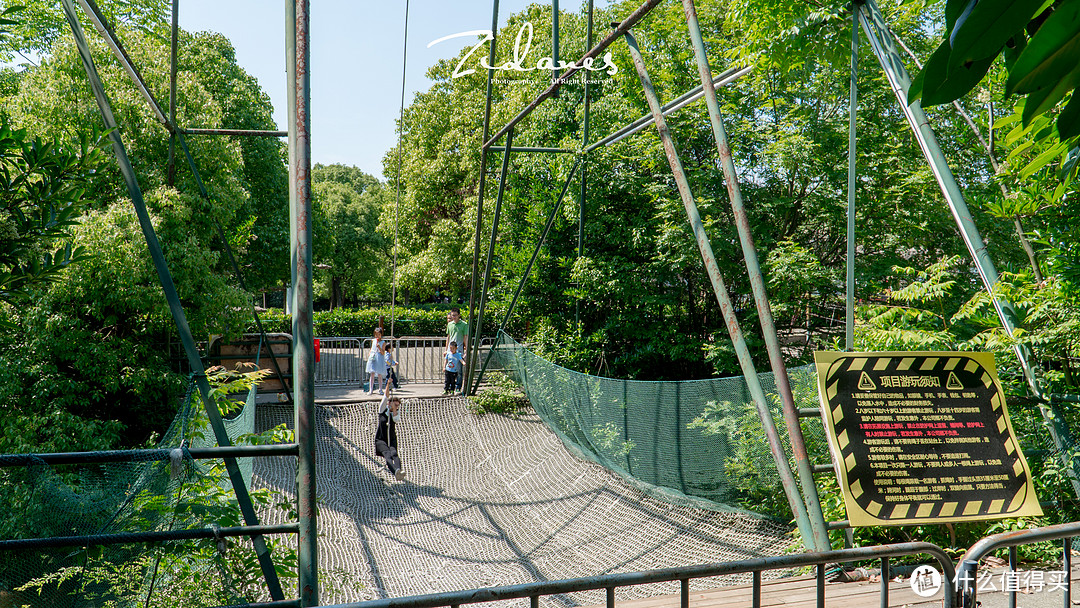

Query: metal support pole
508 146 575 153
288 0 318 603
858 0 1080 498
167 0 178 186
1065 537 1072 607
468 129 515 395
60 1 285 599
474 157 581 385
78 0 170 126
879 557 889 608
0 444 299 467
622 28 817 548
585 66 750 153
551 0 560 83
680 0 829 552
465 0 501 398
0 524 299 551
846 4 858 352
577 0 593 328
184 127 289 137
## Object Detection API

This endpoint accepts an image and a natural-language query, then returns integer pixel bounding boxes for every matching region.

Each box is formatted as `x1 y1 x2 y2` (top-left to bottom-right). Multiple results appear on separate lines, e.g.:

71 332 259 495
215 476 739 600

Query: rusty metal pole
680 0 829 551
846 4 858 353
551 0 560 83
167 0 178 186
622 29 817 548
465 0 501 397
576 0 593 328
288 0 318 603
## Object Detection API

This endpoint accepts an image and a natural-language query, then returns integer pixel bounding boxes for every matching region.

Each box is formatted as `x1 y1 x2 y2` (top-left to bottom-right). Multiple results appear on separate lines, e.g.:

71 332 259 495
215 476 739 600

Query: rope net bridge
2 333 805 606
253 331 832 603
254 396 793 605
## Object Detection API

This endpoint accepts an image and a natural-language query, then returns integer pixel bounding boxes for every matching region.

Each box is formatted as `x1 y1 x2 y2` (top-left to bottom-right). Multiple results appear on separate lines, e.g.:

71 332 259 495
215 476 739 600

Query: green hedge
251 306 463 337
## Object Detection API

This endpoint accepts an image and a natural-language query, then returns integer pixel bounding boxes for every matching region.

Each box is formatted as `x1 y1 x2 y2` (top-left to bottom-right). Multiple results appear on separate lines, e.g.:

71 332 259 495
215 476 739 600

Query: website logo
428 22 618 80
910 565 942 598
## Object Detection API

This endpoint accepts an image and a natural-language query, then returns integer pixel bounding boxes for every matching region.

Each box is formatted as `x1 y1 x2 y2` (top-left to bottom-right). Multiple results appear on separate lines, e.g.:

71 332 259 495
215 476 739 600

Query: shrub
468 372 530 416
254 306 503 338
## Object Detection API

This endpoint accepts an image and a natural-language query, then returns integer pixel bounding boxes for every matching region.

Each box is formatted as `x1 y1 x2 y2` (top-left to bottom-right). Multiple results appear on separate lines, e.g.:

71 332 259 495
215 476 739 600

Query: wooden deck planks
586 574 944 608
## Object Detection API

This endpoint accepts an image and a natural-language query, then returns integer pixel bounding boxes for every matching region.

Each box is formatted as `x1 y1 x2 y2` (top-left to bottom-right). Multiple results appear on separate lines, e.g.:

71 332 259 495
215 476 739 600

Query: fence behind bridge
314 336 491 386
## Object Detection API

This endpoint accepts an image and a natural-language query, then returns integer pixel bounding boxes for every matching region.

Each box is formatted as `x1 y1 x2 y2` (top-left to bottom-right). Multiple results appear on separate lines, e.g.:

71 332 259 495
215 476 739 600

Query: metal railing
957 520 1080 608
315 337 363 386
289 543 956 608
316 336 494 386
380 336 445 385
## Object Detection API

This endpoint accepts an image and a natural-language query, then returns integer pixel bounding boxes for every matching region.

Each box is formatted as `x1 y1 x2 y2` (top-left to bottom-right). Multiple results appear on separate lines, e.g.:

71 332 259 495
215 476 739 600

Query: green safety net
485 331 1076 519
0 377 261 607
485 330 828 516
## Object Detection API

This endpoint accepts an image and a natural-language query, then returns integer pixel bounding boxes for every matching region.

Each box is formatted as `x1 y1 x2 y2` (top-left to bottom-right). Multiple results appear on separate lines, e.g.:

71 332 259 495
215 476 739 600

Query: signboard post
813 351 1041 526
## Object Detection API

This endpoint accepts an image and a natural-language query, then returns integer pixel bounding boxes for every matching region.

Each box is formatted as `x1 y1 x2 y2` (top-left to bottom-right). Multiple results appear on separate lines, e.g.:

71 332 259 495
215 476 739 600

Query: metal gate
314 337 363 386
314 336 447 385
386 336 445 384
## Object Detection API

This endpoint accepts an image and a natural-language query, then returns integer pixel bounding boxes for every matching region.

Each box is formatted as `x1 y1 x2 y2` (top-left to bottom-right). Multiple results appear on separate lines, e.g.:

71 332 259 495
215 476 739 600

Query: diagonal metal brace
60 0 285 599
621 26 820 550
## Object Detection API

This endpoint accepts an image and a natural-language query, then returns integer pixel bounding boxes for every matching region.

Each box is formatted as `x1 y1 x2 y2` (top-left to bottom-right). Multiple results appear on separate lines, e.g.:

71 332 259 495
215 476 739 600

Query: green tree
312 163 389 306
3 26 289 293
0 119 106 318
0 20 280 448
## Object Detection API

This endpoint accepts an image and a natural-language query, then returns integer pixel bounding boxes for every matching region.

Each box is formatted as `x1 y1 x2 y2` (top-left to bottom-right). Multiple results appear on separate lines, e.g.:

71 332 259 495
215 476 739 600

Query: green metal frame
47 0 321 603
462 0 829 551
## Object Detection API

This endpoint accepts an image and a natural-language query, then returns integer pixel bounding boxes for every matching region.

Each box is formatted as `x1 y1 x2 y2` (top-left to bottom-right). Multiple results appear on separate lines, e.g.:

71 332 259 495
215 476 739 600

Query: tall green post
288 0 318 603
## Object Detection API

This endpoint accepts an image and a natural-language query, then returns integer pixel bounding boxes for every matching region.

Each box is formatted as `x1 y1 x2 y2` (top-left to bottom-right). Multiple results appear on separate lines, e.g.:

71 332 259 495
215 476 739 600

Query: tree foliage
0 14 283 449
383 0 1032 380
0 119 106 317
312 163 389 307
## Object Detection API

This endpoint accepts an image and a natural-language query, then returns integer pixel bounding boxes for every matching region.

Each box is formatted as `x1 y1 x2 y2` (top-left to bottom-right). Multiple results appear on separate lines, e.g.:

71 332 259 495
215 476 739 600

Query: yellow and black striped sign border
814 351 1042 526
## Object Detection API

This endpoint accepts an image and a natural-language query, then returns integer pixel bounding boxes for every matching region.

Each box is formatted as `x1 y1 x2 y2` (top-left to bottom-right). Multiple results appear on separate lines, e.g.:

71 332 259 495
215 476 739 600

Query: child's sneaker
395 469 406 481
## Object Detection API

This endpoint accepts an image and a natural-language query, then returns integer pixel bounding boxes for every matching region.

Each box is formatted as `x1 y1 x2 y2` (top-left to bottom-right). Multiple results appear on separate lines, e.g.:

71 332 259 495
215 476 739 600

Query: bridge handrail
956 519 1080 607
304 542 956 608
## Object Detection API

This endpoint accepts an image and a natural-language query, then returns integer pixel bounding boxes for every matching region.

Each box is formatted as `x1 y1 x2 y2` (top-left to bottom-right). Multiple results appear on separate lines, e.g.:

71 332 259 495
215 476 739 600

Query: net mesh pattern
486 330 826 512
0 381 259 608
253 397 795 605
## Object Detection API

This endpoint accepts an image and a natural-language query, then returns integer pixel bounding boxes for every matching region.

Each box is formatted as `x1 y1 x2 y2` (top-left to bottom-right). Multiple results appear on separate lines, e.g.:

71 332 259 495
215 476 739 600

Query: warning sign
813 351 1041 526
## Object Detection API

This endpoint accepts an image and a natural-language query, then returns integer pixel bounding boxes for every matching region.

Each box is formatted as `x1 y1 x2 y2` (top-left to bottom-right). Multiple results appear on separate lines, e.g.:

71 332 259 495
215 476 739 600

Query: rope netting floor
254 397 795 605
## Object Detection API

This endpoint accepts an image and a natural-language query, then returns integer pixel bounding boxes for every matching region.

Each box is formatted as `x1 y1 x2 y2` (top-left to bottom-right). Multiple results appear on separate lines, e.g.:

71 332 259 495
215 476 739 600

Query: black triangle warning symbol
946 371 964 390
858 372 876 391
